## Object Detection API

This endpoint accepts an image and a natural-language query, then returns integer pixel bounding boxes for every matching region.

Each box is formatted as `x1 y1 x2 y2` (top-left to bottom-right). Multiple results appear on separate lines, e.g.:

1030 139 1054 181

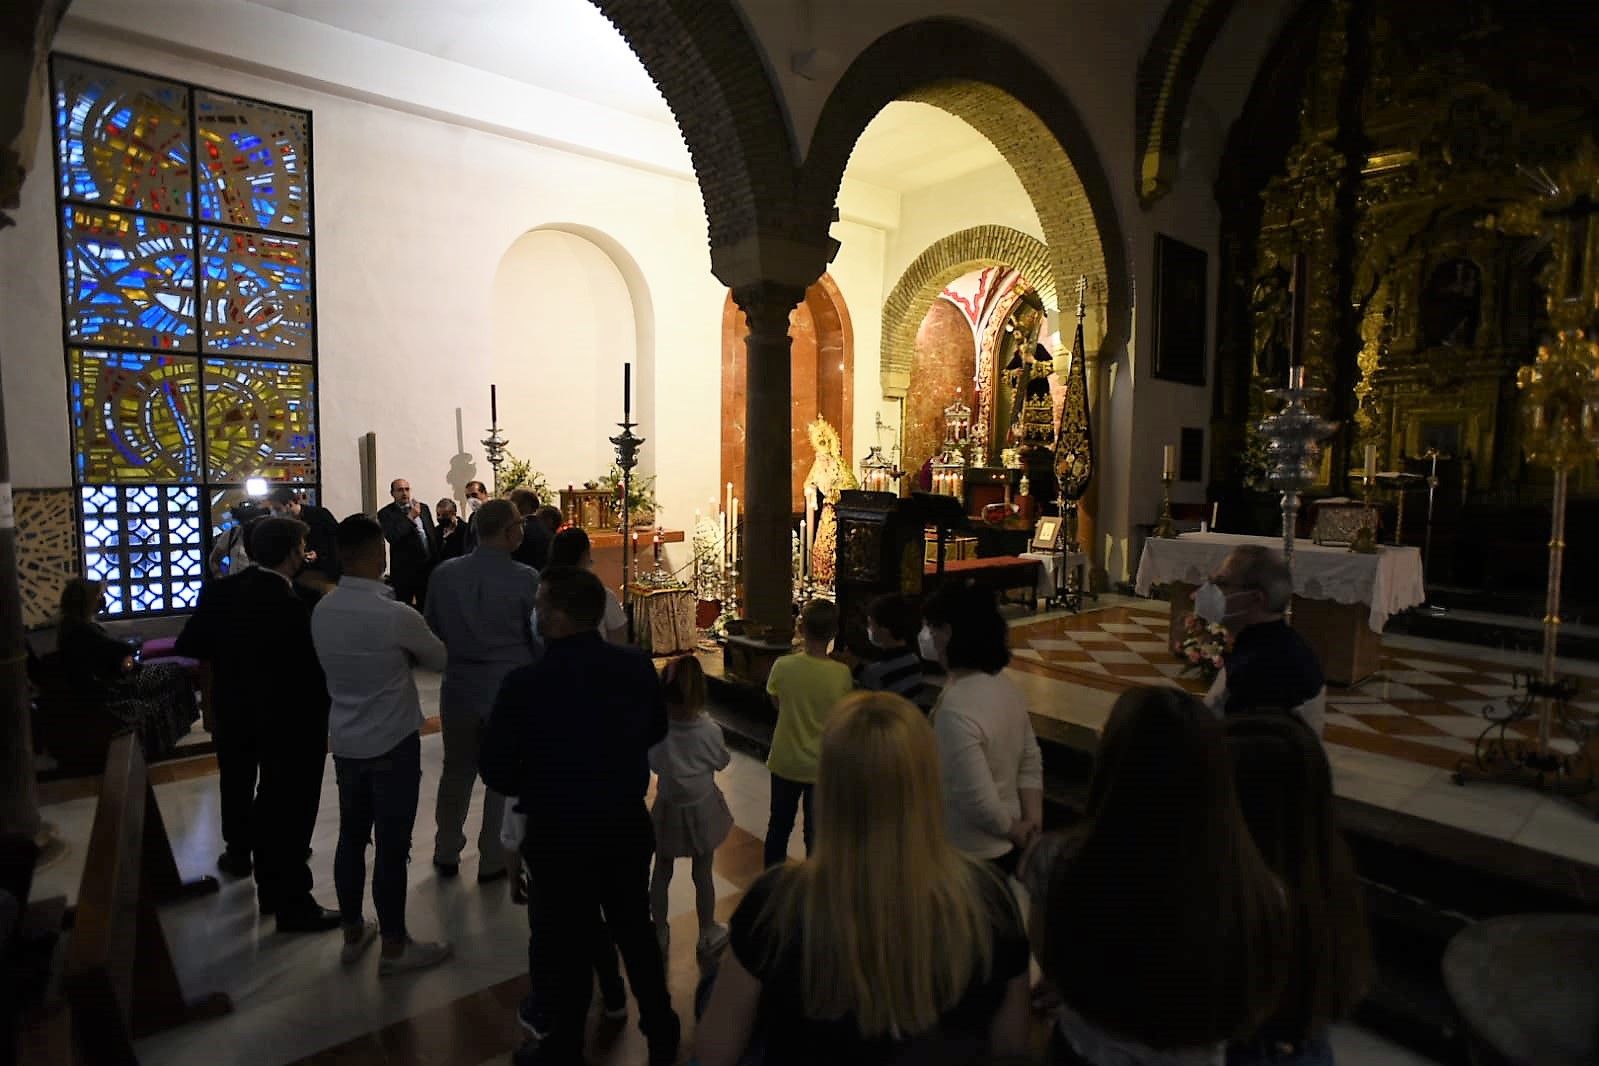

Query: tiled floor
29 659 1444 1066
1004 597 1599 866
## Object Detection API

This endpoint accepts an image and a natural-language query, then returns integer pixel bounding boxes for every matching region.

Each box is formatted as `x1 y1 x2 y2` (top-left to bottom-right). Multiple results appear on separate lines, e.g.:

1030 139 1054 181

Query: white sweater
932 671 1044 860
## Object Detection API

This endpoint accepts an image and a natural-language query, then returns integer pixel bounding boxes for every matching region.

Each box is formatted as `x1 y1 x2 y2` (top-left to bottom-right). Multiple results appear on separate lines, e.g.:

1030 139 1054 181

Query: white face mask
467 497 483 513
867 624 887 649
917 624 942 663
1194 581 1231 625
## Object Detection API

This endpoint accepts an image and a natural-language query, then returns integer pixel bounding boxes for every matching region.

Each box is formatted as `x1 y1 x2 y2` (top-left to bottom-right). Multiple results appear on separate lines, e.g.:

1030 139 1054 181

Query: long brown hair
1226 714 1371 1037
1042 686 1286 1050
59 577 104 626
758 692 1003 1037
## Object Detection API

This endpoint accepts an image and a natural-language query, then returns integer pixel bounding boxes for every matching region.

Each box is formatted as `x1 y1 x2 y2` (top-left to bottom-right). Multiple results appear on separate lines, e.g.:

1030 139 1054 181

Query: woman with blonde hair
695 692 1032 1065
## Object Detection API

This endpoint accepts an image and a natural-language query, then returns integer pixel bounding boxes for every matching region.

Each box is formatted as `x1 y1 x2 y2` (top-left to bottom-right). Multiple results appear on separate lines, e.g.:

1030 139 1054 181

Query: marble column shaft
735 283 806 634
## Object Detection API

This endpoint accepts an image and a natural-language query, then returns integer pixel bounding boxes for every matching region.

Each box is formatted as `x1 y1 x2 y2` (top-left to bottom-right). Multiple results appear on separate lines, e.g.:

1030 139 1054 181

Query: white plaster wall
823 219 888 476
886 163 1043 293
0 23 728 576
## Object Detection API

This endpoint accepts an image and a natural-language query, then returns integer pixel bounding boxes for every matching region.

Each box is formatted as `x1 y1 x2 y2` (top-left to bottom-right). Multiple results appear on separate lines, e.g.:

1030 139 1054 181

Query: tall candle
623 363 631 419
490 383 498 425
1162 444 1177 481
1211 501 1219 528
800 517 808 579
731 496 740 565
1363 443 1377 480
725 482 733 528
1288 365 1305 391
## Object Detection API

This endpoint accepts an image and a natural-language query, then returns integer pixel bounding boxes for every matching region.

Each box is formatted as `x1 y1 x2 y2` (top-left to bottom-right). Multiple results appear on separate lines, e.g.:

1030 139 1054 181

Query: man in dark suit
176 516 340 933
509 488 552 571
267 485 341 590
378 478 436 609
462 479 490 552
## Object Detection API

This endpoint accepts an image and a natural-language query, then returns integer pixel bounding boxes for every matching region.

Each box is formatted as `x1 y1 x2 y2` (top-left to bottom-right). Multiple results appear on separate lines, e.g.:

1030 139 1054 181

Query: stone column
734 282 806 634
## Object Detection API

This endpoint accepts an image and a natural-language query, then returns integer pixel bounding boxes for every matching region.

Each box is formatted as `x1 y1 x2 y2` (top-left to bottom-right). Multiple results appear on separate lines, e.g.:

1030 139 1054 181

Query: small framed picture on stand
1031 516 1065 553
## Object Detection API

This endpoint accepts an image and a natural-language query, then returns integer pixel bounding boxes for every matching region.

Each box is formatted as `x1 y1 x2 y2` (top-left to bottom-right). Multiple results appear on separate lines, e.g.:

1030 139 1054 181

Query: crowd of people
65 469 1367 1066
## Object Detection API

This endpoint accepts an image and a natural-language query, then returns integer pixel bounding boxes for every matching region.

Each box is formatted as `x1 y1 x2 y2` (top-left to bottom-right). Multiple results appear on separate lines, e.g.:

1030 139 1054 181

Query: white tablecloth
1021 551 1088 597
1133 532 1425 632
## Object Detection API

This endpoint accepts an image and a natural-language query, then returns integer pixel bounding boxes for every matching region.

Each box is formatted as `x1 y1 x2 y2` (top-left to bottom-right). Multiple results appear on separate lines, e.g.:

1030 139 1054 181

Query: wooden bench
54 734 229 1062
923 555 1044 611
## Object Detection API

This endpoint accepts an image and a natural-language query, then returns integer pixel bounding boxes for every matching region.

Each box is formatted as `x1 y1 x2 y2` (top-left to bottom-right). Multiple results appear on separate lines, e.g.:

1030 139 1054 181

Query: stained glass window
202 358 317 482
200 228 312 356
209 485 319 540
196 91 310 234
54 57 192 217
62 205 197 350
80 485 205 615
52 56 319 617
69 349 202 483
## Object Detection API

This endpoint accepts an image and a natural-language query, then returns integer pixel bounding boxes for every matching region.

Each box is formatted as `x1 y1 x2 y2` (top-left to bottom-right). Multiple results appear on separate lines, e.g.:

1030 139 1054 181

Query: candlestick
652 529 662 565
1211 501 1219 529
731 495 740 566
1162 444 1177 482
1363 443 1377 480
490 383 498 425
1155 473 1176 539
623 363 631 420
725 483 733 530
1288 365 1306 391
799 517 808 581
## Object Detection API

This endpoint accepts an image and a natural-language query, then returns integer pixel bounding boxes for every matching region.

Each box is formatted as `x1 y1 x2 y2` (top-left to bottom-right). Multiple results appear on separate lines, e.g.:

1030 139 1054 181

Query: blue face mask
1194 582 1230 625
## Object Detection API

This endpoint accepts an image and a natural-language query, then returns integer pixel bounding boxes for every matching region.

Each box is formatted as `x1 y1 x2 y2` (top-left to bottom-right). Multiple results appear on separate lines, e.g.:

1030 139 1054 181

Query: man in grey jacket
425 498 541 882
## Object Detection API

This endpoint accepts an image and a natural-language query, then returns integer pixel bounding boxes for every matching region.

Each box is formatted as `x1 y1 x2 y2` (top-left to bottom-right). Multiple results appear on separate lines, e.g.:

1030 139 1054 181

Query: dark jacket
58 620 135 681
510 514 552 571
175 567 329 728
377 501 437 578
435 517 469 562
1222 619 1324 715
299 503 342 581
481 631 666 847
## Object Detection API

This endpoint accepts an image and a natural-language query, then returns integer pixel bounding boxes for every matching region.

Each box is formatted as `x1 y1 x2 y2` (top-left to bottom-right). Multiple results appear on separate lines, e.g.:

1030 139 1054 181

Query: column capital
732 281 808 339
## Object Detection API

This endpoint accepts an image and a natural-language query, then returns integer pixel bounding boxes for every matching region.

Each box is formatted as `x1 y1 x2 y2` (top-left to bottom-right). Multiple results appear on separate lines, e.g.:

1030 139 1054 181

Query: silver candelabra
1258 365 1338 624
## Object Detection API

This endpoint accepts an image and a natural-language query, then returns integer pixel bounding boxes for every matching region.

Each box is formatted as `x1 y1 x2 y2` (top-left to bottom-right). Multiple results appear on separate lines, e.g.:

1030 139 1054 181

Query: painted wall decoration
51 55 319 616
14 489 80 630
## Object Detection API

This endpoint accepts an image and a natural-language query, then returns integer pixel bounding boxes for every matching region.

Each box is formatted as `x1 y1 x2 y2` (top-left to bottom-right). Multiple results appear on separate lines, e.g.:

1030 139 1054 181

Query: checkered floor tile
1007 605 1599 772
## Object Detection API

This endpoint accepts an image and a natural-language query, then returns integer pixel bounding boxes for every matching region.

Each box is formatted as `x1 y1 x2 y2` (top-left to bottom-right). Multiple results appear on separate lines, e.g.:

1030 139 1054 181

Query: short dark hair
465 480 487 496
267 485 297 506
800 598 839 641
535 505 563 531
509 488 540 515
251 516 309 569
540 566 606 630
548 527 591 569
335 514 385 556
867 593 920 645
922 580 1010 673
476 498 519 539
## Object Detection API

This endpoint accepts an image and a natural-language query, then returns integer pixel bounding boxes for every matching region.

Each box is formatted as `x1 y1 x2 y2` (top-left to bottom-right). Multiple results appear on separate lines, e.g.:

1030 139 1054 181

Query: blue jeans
1227 1034 1334 1066
763 773 813 867
334 732 422 941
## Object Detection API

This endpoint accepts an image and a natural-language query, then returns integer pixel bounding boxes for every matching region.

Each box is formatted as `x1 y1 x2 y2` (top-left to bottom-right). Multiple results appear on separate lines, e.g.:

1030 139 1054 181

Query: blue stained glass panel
202 358 317 482
197 91 310 234
62 205 197 350
69 349 202 482
200 227 312 357
79 484 203 615
54 57 192 216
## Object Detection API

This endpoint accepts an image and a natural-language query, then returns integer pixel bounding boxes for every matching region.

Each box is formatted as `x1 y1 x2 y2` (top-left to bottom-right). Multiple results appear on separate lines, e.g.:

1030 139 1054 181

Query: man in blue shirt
482 567 678 1066
425 498 540 882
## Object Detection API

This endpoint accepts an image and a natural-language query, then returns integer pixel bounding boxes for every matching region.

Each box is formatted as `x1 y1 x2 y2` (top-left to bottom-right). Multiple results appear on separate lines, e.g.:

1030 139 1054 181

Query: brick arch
880 226 1055 397
587 0 813 286
1136 0 1241 206
799 19 1130 357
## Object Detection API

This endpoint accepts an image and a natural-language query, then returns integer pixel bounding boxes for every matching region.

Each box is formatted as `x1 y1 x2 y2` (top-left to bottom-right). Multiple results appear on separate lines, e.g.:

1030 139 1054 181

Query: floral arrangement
1177 613 1231 682
597 464 659 527
497 452 551 502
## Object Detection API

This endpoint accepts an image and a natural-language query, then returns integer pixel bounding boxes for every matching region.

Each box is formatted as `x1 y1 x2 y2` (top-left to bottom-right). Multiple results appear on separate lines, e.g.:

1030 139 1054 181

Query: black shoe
600 979 627 1022
476 866 508 885
275 903 343 933
646 1011 682 1066
517 993 550 1040
258 897 277 916
433 860 459 879
217 850 252 878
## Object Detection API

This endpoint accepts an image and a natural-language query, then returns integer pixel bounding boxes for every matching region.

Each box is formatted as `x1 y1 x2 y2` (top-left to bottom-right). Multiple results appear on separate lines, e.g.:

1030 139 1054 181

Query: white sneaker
339 921 379 967
378 939 453 976
697 922 730 960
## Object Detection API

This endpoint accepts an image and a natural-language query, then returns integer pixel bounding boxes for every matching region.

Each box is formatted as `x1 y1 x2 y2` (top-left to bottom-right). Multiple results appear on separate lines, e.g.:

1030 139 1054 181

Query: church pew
59 734 228 1064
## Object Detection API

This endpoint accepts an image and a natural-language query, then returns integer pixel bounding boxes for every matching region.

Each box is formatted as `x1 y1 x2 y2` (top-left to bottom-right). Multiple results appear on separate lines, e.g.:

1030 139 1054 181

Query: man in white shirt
312 514 452 975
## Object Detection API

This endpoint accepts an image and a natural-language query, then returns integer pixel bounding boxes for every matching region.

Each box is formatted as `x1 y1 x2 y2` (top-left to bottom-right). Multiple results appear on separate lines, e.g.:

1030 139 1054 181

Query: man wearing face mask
461 480 491 552
1195 544 1326 735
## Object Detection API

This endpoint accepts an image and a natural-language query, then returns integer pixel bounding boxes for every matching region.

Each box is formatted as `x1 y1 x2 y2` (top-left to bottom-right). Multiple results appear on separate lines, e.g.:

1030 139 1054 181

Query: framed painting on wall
1153 234 1208 386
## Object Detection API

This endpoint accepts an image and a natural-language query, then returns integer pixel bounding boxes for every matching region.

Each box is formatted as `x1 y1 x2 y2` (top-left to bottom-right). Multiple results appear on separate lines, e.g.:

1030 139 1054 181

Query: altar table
590 529 685 599
625 583 698 656
1134 532 1426 685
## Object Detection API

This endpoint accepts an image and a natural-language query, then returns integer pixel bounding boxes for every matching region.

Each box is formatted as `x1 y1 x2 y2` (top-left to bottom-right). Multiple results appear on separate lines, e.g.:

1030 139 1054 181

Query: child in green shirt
763 599 853 866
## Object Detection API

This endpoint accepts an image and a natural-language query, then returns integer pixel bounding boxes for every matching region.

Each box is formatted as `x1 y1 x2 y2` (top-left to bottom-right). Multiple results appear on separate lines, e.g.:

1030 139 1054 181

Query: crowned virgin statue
803 417 856 589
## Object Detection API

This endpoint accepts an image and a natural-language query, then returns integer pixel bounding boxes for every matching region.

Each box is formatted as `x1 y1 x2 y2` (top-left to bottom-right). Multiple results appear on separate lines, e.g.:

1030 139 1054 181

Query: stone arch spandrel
880 226 1055 398
798 18 1130 359
588 0 810 286
1136 0 1242 206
